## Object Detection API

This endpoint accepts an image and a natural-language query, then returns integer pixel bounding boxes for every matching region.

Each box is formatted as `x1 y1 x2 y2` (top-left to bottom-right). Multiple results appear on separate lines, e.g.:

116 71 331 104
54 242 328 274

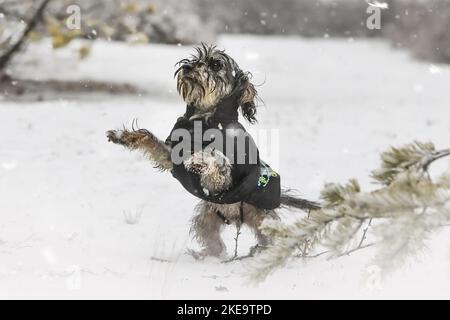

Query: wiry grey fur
107 45 318 259
107 127 172 171
191 201 278 257
174 43 258 123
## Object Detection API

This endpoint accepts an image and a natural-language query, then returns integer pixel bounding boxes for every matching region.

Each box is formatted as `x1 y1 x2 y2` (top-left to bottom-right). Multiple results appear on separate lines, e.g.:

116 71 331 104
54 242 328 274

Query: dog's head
175 44 258 123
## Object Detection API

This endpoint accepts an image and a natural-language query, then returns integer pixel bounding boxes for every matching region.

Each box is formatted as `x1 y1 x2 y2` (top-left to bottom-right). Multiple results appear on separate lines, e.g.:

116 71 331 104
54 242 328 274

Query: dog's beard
177 70 232 111
177 75 207 107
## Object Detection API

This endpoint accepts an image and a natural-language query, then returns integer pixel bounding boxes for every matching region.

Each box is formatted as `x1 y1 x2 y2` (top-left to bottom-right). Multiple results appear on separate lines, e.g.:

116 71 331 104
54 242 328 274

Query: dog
107 44 319 258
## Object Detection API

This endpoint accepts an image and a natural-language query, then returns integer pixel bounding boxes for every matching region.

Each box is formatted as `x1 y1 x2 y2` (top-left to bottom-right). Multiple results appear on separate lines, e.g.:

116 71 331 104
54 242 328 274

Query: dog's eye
210 60 223 72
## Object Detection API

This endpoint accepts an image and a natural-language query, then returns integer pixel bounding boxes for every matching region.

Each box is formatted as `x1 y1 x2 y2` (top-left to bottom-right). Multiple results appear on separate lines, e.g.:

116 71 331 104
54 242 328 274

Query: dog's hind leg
243 204 278 247
107 128 172 171
190 201 226 258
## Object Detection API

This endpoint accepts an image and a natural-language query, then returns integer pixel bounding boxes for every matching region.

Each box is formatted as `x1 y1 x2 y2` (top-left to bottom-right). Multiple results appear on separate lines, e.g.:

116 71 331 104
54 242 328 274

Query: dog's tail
280 190 321 211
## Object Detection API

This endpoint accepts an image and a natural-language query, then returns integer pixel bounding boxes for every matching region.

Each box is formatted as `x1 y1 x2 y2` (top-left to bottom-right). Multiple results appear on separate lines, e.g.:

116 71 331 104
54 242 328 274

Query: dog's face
175 44 258 123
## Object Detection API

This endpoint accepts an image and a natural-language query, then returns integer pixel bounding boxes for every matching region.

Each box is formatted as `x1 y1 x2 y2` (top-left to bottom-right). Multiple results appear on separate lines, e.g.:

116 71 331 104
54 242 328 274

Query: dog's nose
182 64 193 72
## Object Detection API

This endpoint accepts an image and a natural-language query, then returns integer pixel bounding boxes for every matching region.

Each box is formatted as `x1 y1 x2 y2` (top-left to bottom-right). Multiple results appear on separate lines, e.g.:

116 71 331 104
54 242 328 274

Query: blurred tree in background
197 0 450 64
0 0 214 71
384 0 450 63
198 0 376 38
1 0 450 73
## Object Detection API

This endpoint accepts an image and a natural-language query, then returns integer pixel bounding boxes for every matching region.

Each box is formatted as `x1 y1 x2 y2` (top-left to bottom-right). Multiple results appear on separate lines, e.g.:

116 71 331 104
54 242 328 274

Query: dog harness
165 96 281 210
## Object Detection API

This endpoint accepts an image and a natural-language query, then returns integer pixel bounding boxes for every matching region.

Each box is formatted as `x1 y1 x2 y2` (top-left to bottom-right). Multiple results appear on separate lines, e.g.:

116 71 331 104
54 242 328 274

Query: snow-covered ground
1 35 450 299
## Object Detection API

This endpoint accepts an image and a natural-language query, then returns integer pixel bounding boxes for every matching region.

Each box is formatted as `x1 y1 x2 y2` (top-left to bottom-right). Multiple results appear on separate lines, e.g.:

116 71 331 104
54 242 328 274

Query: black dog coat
165 98 281 210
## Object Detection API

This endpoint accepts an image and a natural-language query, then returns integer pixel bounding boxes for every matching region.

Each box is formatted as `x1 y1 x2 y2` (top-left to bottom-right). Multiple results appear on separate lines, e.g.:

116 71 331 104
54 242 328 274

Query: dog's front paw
106 130 124 144
183 149 232 195
106 129 150 148
184 158 207 175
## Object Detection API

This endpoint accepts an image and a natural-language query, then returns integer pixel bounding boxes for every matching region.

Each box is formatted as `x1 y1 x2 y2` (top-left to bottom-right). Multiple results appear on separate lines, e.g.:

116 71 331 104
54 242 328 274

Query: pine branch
335 242 375 258
225 222 242 262
422 148 450 172
358 218 372 248
247 141 450 282
371 141 436 185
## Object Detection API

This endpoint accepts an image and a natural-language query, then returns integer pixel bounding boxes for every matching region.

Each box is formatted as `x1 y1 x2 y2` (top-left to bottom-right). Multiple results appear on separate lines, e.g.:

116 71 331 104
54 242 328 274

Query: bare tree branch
0 0 51 70
422 148 450 172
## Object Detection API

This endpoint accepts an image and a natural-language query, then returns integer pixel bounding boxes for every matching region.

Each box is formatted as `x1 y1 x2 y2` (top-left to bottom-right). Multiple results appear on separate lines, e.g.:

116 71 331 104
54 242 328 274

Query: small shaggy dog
107 44 318 258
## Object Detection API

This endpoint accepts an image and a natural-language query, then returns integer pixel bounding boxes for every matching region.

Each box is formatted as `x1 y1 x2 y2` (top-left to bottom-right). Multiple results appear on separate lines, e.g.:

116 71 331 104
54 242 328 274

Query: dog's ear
240 82 257 124
236 72 258 124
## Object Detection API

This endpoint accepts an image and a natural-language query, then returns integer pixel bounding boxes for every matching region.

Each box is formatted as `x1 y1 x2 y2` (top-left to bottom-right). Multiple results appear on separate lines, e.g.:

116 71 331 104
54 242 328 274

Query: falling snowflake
1 161 17 171
428 64 441 75
245 52 259 61
368 1 389 9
